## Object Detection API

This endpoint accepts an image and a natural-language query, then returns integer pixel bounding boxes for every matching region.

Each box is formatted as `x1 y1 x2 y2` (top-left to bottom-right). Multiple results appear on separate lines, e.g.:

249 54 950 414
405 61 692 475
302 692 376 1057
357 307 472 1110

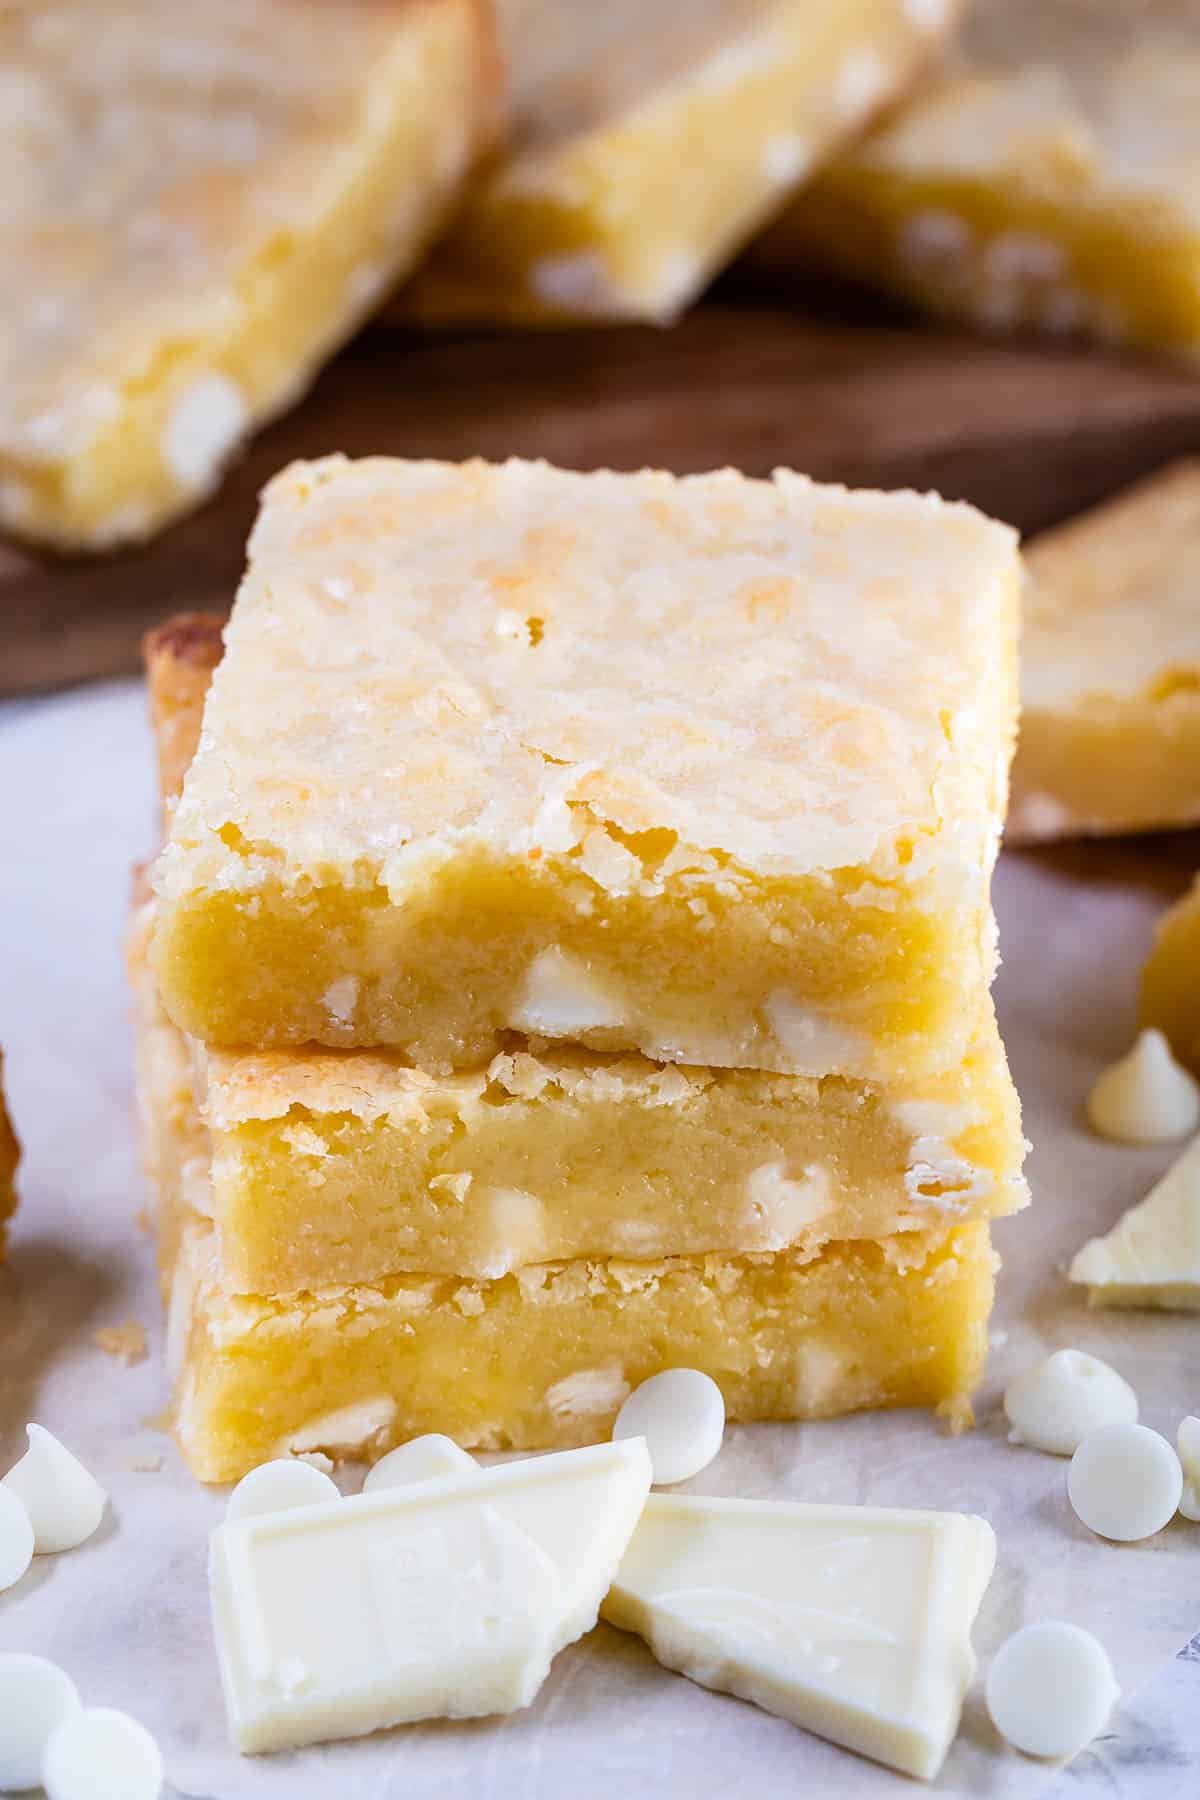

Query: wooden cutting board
5 300 1200 696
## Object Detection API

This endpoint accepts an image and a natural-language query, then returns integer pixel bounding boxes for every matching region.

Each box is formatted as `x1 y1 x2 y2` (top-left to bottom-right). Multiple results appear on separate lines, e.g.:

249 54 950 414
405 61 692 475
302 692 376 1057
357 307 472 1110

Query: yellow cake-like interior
135 901 1024 1288
151 457 1021 1084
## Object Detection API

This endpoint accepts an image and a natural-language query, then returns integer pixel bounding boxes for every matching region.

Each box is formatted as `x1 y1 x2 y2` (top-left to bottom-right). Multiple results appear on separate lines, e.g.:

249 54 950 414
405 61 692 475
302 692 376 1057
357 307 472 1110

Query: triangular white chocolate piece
1070 1134 1200 1309
211 1438 651 1752
602 1493 995 1781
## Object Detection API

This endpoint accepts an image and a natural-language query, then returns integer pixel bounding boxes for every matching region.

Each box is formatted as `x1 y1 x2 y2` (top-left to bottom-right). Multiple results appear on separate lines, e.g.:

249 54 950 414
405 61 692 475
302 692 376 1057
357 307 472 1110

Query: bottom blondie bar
137 987 995 1483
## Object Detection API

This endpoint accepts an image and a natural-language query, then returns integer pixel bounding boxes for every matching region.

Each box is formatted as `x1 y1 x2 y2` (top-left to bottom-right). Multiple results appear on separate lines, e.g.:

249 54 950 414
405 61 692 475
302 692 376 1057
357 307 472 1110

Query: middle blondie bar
153 457 1020 1083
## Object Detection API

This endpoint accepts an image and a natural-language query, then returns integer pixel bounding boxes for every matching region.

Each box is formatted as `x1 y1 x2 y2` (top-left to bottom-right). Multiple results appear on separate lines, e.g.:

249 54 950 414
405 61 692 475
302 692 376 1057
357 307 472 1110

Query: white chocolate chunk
226 1459 340 1523
161 373 247 492
613 1369 725 1486
2 1426 107 1553
764 991 865 1073
0 1486 35 1591
42 1707 163 1800
1070 1134 1200 1308
1003 1350 1138 1455
363 1436 477 1493
1086 1029 1200 1145
280 1396 397 1459
1177 1417 1200 1520
0 1654 80 1791
509 948 626 1036
1068 1422 1183 1541
603 1493 995 1782
210 1440 651 1753
986 1622 1119 1759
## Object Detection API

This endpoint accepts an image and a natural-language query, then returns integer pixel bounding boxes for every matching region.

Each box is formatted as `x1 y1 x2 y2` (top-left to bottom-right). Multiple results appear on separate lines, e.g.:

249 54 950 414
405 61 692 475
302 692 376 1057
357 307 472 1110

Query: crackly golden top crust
855 0 1200 215
157 455 1019 894
1023 460 1200 710
0 0 495 464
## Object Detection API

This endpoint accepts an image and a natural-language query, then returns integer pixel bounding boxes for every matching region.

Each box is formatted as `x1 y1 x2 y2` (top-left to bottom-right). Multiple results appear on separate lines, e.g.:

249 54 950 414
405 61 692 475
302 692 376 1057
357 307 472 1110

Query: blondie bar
403 0 958 326
1009 462 1200 843
753 0 1200 360
142 1036 994 1481
0 0 497 550
152 457 1021 1082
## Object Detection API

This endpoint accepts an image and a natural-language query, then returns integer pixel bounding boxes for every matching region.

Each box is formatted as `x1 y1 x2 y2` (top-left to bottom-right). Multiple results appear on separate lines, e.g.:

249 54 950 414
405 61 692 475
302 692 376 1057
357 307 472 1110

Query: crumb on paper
295 1451 335 1475
94 1320 148 1365
124 1451 164 1473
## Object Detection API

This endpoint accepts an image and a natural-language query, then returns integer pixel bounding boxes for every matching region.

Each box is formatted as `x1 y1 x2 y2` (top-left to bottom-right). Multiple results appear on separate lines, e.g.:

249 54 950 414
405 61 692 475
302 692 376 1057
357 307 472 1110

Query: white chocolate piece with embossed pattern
209 1440 651 1752
603 1492 995 1780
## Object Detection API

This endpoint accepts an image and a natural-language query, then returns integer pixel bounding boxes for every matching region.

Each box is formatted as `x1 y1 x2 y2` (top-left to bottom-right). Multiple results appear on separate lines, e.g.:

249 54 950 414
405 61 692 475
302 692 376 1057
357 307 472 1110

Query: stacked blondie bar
135 456 1028 1482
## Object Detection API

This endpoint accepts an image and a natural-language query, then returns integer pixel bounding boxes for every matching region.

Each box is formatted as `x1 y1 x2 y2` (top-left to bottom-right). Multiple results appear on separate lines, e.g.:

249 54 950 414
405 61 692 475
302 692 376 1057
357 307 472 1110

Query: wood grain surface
5 301 1200 696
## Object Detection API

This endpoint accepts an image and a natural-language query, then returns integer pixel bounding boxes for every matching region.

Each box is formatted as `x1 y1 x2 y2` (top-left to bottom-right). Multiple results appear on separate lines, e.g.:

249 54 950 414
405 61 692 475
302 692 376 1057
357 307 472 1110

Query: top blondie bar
152 456 1020 1079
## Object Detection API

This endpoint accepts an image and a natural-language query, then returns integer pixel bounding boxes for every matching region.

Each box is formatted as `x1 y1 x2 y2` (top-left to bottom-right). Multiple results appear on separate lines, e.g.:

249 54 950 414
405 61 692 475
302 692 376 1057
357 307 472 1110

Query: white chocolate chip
0 1487 33 1592
743 1161 832 1246
835 49 888 121
652 249 703 313
897 209 973 269
2 1425 107 1553
983 231 1066 284
1003 1350 1138 1456
1177 1416 1200 1520
986 1622 1119 1759
545 1365 630 1422
363 1435 477 1493
530 251 622 316
510 947 626 1036
613 1369 725 1486
479 1187 548 1277
282 1397 397 1459
1068 1422 1183 1541
762 133 812 187
321 975 359 1028
42 1707 163 1800
0 1655 81 1792
225 1458 340 1523
765 991 864 1071
902 0 953 27
1087 1029 1200 1144
161 372 247 491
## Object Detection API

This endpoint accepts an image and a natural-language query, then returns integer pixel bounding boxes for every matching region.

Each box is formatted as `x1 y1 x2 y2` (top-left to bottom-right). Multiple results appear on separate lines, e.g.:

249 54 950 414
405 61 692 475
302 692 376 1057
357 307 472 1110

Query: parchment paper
1 679 1197 1799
